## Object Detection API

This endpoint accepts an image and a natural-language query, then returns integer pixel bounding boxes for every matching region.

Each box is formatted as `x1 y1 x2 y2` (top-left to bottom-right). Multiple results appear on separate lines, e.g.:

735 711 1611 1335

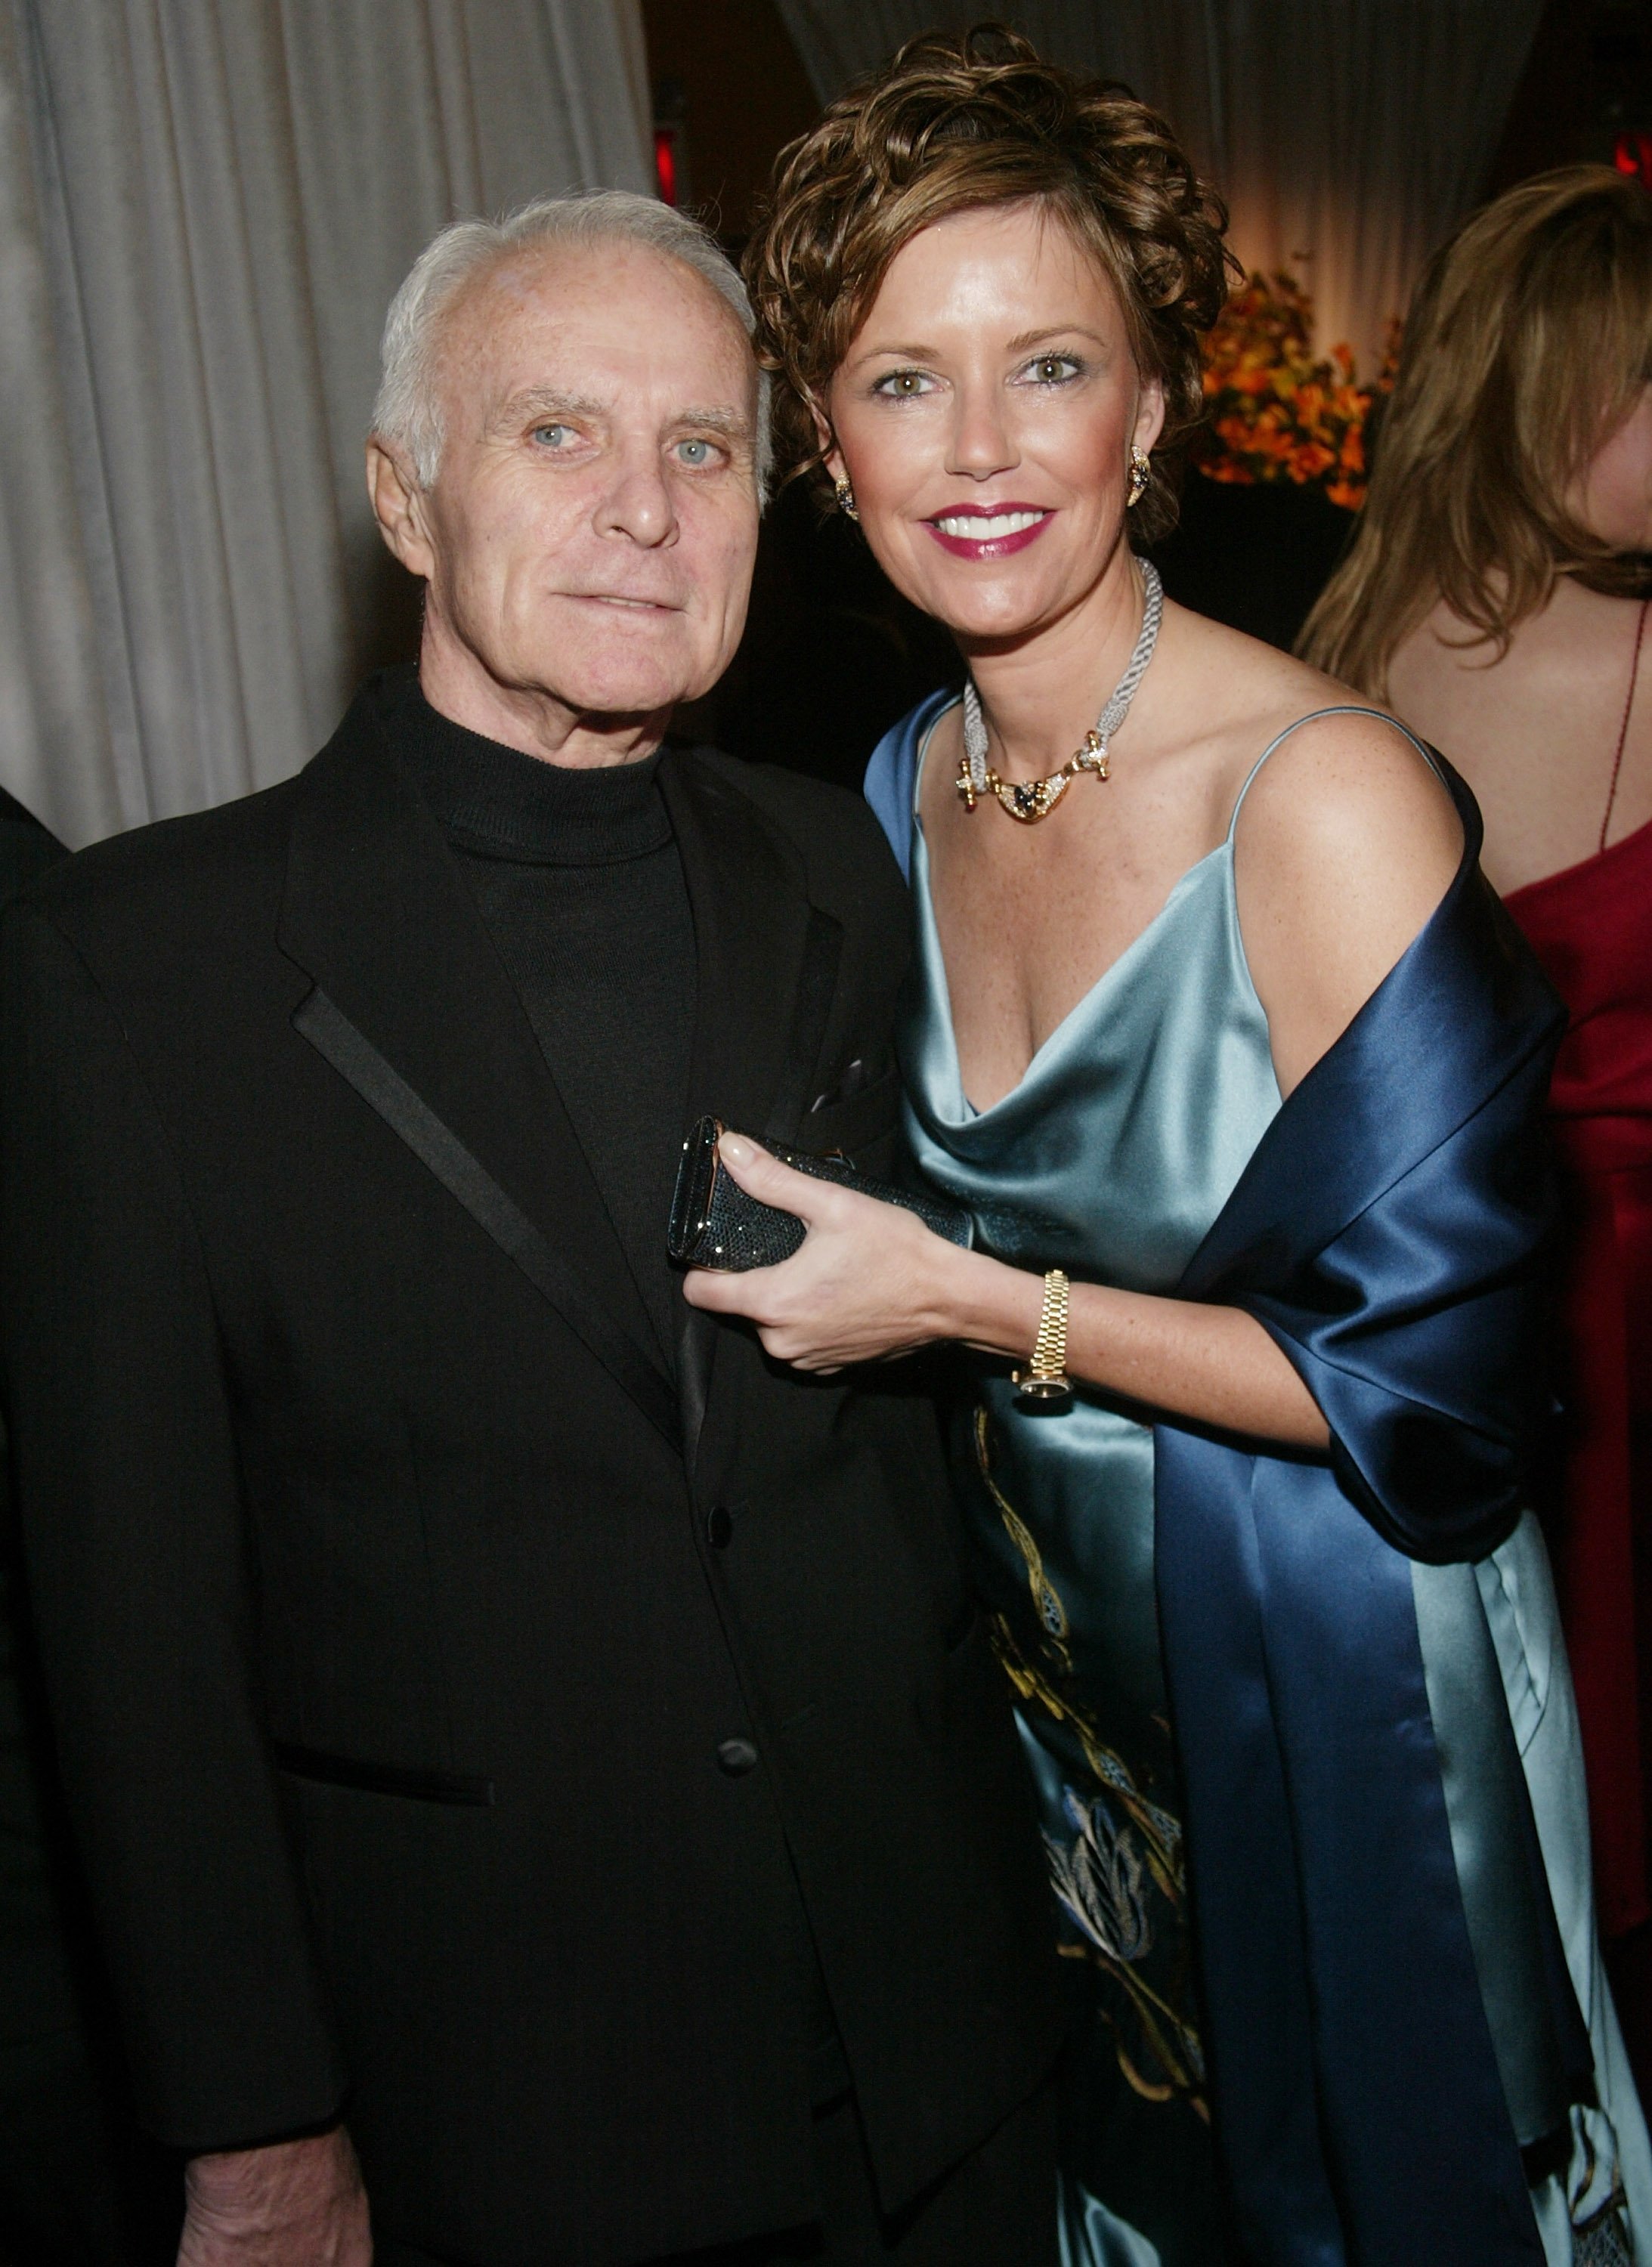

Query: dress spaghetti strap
1599 598 1649 854
1226 704 1440 842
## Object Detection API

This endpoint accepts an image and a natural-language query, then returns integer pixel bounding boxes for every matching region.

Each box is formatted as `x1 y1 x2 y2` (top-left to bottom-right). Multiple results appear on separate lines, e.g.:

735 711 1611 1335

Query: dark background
642 0 1652 790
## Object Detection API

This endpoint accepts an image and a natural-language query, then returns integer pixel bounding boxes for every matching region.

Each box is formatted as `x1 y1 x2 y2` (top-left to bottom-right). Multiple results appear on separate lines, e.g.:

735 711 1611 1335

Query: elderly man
0 194 1061 2267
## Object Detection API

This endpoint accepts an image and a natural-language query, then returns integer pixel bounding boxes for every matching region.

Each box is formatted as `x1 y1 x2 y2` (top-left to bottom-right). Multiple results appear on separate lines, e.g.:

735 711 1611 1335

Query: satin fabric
1507 820 1652 1947
890 696 1283 2264
868 696 1648 2265
1162 758 1580 2263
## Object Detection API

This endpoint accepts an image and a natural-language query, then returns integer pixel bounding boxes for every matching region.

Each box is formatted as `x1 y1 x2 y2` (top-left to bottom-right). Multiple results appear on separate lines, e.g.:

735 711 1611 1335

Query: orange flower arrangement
1195 272 1399 511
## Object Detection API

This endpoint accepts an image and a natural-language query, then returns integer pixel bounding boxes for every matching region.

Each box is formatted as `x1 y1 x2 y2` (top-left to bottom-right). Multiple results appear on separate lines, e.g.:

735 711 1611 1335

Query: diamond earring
1127 447 1151 508
834 477 858 521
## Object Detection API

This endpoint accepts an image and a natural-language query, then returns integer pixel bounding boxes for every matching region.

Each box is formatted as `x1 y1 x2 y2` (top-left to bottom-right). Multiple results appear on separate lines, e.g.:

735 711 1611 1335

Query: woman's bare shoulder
1162 600 1390 756
1230 695 1464 1089
1233 694 1462 928
1397 579 1645 697
1160 599 1428 793
1151 605 1464 1087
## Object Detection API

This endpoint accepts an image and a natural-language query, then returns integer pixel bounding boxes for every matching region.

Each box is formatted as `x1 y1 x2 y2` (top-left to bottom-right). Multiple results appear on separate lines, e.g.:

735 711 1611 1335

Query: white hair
371 189 771 497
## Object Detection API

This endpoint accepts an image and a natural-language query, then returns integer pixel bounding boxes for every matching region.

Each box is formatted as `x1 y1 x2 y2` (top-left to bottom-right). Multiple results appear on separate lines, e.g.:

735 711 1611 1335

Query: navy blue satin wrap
1158 762 1573 2265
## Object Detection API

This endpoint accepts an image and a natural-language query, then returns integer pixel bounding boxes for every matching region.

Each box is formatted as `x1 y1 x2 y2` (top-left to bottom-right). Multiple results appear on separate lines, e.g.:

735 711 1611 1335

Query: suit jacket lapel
277 694 669 1414
660 752 844 1475
663 753 816 1141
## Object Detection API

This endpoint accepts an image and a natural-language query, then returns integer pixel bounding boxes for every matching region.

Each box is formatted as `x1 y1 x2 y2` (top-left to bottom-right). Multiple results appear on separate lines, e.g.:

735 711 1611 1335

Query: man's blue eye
534 424 571 447
678 438 712 465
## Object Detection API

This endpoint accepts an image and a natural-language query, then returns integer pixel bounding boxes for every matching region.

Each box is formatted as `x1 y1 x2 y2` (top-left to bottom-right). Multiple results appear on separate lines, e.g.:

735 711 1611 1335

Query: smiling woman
747 54 1221 549
719 26 1652 2267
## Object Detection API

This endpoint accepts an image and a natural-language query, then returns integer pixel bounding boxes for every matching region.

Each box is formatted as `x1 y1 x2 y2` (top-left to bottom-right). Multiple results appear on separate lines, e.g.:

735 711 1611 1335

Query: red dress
1509 822 1652 1941
1504 598 1652 1947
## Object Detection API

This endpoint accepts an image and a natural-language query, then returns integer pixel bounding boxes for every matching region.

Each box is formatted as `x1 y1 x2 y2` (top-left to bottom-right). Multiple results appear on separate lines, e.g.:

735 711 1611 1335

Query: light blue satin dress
868 693 1652 2267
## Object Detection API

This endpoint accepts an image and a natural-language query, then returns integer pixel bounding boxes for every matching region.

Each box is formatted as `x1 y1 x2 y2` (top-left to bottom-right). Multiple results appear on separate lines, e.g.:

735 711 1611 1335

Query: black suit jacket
0 691 1061 2266
0 790 179 2267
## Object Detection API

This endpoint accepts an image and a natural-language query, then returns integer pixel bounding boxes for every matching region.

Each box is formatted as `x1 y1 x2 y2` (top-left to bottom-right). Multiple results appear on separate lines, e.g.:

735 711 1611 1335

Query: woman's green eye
1028 355 1080 385
875 370 933 398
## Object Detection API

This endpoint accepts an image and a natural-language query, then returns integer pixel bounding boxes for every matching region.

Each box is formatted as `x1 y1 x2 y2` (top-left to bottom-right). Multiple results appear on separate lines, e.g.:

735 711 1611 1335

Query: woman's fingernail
720 1134 751 1166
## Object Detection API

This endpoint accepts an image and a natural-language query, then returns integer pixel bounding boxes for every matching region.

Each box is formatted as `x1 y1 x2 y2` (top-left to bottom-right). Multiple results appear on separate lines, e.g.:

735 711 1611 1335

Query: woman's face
1570 381 1652 553
822 201 1164 646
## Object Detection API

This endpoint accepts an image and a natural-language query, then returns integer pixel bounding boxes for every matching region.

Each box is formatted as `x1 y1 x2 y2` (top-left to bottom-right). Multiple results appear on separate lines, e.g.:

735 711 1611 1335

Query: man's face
412 240 761 724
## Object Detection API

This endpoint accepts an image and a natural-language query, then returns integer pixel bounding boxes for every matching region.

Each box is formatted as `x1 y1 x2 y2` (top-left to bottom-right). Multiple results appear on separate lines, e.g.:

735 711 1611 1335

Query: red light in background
1615 131 1652 190
654 126 678 206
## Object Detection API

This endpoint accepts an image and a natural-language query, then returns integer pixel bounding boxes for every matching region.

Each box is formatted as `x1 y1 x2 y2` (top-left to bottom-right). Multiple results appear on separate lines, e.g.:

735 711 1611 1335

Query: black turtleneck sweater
382 672 695 1371
382 672 849 2101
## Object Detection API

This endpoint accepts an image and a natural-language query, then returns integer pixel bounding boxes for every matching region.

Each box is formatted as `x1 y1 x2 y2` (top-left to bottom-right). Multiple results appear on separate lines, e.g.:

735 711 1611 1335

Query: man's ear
366 438 436 581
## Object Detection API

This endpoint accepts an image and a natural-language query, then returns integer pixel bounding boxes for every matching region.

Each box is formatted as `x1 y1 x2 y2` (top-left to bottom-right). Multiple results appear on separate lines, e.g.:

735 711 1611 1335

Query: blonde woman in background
1301 165 1652 2086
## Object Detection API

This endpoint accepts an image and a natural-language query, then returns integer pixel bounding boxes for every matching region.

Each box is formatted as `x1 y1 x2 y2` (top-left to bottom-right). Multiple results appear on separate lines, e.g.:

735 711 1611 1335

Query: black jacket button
706 1504 733 1548
716 1737 758 1776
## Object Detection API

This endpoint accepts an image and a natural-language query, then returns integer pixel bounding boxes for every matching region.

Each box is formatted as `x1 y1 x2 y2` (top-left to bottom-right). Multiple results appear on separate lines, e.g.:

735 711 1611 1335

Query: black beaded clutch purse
667 1114 973 1273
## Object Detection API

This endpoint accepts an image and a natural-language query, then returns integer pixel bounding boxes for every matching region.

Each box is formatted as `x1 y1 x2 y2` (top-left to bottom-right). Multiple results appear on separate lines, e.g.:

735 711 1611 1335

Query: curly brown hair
743 23 1233 543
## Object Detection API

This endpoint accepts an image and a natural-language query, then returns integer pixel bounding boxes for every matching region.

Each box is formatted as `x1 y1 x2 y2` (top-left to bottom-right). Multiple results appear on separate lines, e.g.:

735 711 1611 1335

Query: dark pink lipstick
923 501 1053 560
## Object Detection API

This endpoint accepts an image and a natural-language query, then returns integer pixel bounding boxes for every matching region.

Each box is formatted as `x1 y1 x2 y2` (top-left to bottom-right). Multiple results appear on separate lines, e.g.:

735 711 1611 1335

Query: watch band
1014 1269 1072 1403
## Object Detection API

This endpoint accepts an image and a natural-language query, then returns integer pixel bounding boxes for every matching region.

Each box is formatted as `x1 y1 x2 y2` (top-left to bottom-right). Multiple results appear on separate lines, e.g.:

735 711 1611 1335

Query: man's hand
179 2126 370 2267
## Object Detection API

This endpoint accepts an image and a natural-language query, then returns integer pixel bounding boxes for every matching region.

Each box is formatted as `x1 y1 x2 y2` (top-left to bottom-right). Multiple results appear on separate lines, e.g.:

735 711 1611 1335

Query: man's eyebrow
491 387 609 430
488 391 753 446
673 405 753 438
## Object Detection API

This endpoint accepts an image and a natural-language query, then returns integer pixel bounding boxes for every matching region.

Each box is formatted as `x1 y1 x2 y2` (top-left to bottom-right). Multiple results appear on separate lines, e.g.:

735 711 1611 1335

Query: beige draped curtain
0 0 651 848
774 1 1542 377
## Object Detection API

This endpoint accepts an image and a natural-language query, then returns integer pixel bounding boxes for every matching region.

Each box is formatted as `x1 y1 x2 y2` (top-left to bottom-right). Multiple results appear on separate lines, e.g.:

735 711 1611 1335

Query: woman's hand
681 1137 1327 1448
680 1134 964 1370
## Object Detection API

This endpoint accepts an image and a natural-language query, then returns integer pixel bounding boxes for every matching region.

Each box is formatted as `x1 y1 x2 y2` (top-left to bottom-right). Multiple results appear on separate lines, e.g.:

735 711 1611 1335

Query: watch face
1014 1375 1070 1402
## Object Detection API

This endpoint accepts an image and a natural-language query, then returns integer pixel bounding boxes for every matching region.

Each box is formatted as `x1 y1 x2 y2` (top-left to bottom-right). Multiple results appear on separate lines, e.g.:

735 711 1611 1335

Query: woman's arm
685 711 1464 1453
685 1143 1327 1443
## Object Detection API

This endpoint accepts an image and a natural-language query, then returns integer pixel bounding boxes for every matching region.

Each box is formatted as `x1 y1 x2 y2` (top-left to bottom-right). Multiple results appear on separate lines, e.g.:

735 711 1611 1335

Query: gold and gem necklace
957 560 1164 822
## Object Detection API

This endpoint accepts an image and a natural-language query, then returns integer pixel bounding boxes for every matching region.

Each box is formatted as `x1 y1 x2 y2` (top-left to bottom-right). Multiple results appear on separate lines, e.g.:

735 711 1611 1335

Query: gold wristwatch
1014 1270 1072 1403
